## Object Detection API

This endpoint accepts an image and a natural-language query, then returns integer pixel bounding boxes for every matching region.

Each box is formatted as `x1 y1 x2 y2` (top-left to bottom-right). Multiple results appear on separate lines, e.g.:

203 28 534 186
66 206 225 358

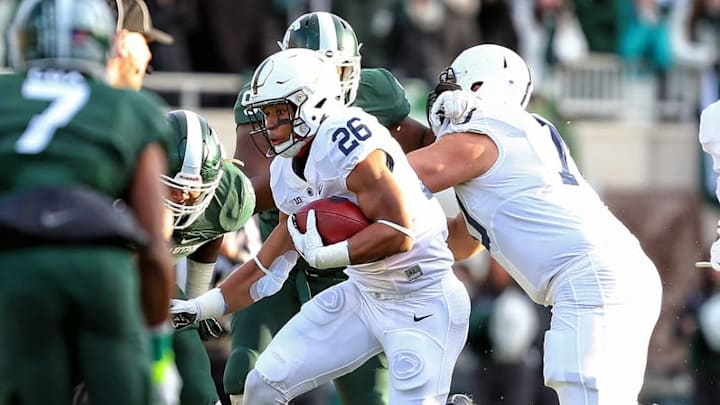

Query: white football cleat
447 393 475 405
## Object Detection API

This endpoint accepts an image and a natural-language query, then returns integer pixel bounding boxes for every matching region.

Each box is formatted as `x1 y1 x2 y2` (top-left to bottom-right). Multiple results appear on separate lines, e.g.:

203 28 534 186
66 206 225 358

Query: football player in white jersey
170 48 471 404
409 44 663 405
699 100 720 270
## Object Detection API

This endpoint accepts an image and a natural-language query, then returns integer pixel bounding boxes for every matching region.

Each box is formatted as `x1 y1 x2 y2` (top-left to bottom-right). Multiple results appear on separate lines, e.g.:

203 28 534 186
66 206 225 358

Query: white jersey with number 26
271 106 454 294
437 102 647 305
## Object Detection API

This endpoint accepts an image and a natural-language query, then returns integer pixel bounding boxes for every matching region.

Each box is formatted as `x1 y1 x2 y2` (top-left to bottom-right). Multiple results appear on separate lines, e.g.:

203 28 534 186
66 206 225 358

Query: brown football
294 196 371 245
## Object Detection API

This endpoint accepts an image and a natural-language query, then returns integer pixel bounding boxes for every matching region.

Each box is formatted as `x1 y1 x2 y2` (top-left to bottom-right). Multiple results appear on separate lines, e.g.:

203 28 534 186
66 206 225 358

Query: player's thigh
382 275 471 403
252 281 382 400
544 261 660 404
72 249 153 405
0 249 75 405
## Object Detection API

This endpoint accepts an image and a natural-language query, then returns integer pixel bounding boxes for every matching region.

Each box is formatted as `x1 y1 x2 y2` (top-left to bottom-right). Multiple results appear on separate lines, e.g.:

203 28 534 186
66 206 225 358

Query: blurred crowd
139 0 720 114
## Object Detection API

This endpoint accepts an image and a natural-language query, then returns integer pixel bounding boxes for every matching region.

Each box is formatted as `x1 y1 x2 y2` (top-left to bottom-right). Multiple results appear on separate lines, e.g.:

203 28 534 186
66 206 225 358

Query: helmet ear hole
471 82 483 92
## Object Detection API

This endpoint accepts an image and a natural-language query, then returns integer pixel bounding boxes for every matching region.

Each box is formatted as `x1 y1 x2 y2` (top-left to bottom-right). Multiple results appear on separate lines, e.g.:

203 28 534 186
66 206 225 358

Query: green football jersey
0 70 172 199
234 67 411 128
171 160 256 257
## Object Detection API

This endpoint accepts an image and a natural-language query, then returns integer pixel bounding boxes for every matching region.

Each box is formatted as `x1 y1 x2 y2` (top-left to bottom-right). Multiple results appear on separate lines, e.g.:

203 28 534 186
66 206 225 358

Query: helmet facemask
245 90 315 158
162 110 225 230
242 48 343 159
161 169 223 230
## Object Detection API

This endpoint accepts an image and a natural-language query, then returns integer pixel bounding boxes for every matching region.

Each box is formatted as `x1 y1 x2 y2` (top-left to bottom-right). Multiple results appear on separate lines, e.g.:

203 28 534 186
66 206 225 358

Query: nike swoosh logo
41 210 76 228
413 314 433 322
179 237 204 245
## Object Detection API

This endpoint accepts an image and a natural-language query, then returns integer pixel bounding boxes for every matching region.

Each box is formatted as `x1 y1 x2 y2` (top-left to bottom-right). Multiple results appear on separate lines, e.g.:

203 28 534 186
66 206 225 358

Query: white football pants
243 273 471 404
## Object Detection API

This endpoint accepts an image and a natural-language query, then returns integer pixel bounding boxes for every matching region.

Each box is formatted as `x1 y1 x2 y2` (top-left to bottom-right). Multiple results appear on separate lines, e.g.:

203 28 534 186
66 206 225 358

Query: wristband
316 240 351 269
195 288 227 320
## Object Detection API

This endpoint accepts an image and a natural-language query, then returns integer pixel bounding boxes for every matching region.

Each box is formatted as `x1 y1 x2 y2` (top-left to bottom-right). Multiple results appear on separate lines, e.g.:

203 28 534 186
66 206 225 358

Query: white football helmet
447 44 533 109
243 48 343 158
280 12 361 106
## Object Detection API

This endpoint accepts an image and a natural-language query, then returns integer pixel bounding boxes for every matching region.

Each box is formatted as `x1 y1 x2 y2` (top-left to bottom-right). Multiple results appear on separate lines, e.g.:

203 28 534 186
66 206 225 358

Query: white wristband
195 287 227 320
315 240 351 269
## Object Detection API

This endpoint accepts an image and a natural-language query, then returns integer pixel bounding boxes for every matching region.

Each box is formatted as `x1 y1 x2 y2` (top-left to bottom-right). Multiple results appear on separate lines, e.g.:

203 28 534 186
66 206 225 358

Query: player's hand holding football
711 220 720 271
288 209 352 269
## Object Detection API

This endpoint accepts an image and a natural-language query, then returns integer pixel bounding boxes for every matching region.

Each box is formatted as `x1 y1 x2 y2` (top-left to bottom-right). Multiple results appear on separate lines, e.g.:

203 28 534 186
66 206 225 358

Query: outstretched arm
408 131 497 193
170 213 297 328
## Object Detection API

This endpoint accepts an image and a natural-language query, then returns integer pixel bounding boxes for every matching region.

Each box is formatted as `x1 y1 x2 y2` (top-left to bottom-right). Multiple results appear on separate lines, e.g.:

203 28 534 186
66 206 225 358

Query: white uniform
437 102 662 405
699 100 720 271
700 100 720 201
247 107 470 404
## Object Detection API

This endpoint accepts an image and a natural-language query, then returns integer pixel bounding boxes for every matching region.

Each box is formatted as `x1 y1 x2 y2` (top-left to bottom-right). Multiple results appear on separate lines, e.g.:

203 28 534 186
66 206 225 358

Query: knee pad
223 347 259 395
243 369 287 405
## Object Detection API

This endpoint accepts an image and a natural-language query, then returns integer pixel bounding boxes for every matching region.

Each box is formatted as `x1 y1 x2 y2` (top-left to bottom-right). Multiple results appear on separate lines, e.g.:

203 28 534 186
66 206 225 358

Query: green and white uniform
0 70 171 405
171 161 256 258
171 161 255 405
225 67 409 404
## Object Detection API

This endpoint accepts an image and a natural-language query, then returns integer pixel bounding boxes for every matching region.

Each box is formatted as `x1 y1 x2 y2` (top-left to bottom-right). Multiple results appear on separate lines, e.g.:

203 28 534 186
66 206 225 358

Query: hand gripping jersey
171 160 255 258
436 102 647 305
270 107 453 294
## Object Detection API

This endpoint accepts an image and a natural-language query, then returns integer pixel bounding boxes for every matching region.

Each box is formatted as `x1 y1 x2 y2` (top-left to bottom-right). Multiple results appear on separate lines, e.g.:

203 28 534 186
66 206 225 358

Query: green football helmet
281 11 361 105
7 0 114 79
162 110 225 230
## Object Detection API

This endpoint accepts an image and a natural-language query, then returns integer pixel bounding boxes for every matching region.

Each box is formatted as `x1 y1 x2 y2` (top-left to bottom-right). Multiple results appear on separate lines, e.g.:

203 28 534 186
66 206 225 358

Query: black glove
197 317 226 341
426 68 462 127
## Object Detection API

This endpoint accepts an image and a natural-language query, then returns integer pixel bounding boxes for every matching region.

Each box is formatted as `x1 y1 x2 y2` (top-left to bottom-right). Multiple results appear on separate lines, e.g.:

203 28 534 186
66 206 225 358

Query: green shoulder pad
355 68 411 128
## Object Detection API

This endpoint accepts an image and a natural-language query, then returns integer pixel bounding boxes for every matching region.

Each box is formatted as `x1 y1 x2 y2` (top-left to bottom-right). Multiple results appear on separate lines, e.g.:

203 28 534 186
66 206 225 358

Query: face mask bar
245 97 305 158
160 170 223 229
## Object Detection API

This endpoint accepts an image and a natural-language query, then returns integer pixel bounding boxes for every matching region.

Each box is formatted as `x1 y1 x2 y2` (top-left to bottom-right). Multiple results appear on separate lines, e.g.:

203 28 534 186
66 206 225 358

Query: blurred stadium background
3 0 720 404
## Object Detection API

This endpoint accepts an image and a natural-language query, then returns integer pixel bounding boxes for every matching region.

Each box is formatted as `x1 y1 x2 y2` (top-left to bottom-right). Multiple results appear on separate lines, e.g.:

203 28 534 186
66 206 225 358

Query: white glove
287 210 351 269
711 221 720 271
169 288 226 330
249 251 299 301
429 90 479 134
